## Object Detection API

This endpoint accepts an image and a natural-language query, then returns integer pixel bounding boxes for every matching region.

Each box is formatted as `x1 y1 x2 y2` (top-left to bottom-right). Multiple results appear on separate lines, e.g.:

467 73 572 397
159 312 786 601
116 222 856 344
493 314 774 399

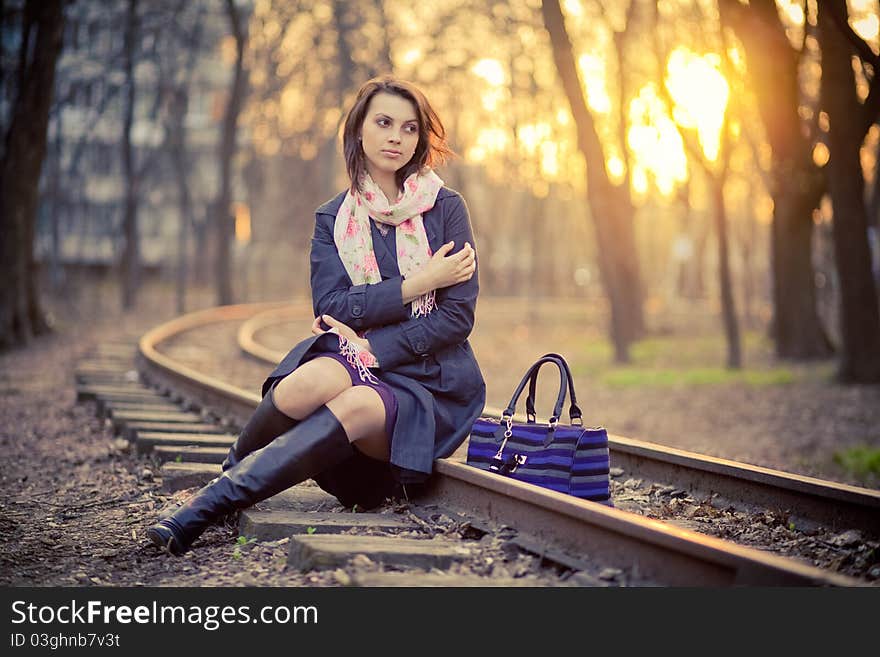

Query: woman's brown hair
342 75 454 193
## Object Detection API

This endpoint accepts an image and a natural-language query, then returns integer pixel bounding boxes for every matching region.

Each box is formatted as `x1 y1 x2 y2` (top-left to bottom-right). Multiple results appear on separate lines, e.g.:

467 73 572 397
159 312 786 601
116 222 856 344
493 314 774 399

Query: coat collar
314 190 347 217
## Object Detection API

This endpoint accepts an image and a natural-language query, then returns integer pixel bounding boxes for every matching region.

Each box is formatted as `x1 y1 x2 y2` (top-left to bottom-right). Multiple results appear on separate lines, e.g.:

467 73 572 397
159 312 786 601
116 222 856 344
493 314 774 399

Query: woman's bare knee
272 357 350 419
325 387 389 461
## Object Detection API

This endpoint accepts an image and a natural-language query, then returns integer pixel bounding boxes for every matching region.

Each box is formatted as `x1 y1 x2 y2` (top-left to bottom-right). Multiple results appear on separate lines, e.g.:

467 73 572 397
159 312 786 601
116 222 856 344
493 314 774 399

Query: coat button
352 305 363 317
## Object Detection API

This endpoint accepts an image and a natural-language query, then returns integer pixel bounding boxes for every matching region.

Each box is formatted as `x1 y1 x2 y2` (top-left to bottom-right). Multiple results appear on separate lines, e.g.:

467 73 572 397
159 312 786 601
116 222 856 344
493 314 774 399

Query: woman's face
360 92 420 184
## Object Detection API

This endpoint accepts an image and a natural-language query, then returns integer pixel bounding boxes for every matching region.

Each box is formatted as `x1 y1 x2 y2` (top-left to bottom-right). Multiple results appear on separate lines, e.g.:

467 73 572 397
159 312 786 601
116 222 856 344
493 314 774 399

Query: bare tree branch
825 2 880 70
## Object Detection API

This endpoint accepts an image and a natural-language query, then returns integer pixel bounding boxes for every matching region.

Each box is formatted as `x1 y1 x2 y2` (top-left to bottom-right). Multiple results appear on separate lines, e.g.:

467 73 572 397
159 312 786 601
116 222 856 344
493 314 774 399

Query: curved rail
237 301 313 365
140 303 864 586
138 303 271 422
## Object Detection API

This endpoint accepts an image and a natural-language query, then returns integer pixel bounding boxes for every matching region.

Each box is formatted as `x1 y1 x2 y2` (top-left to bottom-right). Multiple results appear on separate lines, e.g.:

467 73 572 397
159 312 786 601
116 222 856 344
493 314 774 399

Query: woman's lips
381 150 401 158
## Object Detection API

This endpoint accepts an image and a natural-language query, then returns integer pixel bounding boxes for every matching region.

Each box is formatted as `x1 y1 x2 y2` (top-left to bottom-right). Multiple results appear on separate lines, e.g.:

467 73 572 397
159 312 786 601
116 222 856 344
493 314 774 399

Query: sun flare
665 47 729 162
627 85 688 195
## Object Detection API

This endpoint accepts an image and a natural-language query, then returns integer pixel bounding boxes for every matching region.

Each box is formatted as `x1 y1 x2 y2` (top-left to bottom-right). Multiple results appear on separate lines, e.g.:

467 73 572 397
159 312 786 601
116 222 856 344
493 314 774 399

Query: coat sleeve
367 192 479 370
310 212 411 332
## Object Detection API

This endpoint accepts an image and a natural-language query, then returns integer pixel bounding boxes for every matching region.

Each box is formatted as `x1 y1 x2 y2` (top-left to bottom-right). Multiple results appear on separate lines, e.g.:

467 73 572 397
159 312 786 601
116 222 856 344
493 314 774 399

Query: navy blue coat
262 186 486 484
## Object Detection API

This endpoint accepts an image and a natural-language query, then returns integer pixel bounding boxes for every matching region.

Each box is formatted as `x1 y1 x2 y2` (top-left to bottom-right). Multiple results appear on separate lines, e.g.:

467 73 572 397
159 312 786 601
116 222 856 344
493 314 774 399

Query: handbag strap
526 353 583 425
503 356 569 426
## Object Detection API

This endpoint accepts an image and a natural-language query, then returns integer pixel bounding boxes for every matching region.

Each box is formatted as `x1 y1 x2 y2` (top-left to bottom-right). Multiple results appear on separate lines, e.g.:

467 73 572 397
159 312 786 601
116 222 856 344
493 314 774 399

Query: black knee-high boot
156 385 298 522
222 384 299 471
147 405 354 555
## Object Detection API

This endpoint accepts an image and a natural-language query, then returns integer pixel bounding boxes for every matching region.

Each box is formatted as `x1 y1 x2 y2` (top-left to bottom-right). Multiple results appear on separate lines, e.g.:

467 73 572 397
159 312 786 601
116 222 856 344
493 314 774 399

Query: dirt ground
1 280 877 586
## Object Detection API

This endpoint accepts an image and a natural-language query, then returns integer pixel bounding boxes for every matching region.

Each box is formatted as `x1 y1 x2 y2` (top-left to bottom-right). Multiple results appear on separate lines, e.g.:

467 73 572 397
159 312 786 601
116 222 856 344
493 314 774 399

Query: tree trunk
0 0 63 351
49 109 63 292
719 0 833 360
120 0 141 310
870 136 880 230
526 191 541 323
215 0 249 306
673 180 700 299
326 0 356 199
770 178 834 356
169 90 193 315
371 0 394 75
740 185 758 329
541 0 644 363
689 212 709 300
711 178 742 368
162 4 204 314
818 0 880 383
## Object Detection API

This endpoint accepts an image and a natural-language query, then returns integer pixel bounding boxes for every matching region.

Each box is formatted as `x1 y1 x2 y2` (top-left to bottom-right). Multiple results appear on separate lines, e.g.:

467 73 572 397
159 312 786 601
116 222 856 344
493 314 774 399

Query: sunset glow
852 14 879 41
777 0 805 26
628 85 688 196
665 48 729 162
518 122 552 154
401 48 423 66
246 1 745 200
578 53 612 115
472 58 506 87
466 127 510 163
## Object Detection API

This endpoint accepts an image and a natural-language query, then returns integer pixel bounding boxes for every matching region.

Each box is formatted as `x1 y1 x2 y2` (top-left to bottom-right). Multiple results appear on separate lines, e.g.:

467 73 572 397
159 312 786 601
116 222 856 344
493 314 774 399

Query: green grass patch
569 330 799 388
834 446 880 480
627 331 773 368
596 366 795 388
232 535 257 560
740 369 797 386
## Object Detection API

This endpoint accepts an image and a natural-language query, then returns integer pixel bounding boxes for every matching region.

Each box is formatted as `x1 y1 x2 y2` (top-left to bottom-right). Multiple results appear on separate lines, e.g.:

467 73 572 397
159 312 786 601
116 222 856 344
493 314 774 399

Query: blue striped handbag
466 353 612 504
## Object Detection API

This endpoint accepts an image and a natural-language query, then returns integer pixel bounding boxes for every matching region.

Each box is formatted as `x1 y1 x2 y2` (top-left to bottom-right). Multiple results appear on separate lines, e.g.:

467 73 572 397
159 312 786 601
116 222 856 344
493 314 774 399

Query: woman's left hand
311 314 372 352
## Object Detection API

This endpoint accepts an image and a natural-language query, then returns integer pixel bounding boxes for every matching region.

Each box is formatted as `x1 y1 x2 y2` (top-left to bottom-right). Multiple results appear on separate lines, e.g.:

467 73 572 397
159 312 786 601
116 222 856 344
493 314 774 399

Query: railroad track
75 303 878 586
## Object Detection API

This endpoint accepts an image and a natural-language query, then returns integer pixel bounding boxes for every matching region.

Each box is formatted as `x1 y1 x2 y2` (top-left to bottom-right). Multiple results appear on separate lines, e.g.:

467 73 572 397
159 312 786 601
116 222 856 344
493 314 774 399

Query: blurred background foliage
1 0 879 381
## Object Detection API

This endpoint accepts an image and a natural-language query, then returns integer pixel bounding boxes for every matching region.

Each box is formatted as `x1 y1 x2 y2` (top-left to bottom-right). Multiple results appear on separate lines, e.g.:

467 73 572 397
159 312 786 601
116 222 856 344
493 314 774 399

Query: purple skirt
301 350 402 510
308 351 398 441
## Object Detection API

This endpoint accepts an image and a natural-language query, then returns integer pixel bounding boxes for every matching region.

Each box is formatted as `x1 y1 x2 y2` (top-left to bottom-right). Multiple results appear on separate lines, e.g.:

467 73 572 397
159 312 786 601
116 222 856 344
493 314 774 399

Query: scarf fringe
411 290 436 318
337 334 380 385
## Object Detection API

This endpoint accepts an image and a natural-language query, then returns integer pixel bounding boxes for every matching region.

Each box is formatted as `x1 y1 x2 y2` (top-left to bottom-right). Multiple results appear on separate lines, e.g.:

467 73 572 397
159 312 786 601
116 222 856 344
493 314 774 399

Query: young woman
147 75 485 555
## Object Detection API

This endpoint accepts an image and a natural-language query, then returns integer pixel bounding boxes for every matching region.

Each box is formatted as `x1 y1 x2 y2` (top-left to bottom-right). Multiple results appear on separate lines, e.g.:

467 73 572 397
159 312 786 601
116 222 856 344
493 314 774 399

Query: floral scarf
334 168 444 317
332 168 443 381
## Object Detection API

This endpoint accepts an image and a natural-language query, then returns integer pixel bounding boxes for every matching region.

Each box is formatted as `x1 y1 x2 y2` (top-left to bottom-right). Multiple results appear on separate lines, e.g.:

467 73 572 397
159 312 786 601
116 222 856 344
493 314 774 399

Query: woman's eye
405 125 418 133
377 118 389 127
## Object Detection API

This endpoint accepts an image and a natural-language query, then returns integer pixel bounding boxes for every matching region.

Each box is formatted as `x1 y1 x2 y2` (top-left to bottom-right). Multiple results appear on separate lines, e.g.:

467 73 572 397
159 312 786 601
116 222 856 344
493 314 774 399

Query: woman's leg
222 356 351 472
325 386 390 461
271 356 353 419
158 356 356 520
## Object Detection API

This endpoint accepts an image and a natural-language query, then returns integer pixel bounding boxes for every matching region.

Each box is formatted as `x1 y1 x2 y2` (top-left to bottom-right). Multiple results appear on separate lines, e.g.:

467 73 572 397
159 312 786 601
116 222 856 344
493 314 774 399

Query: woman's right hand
422 241 475 290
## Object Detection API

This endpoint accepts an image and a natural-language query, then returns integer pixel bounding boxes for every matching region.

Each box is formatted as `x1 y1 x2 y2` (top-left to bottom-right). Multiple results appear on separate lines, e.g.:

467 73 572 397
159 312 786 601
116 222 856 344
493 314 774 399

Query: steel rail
138 303 269 425
139 304 863 586
237 301 313 365
595 430 880 535
241 307 880 538
425 460 856 586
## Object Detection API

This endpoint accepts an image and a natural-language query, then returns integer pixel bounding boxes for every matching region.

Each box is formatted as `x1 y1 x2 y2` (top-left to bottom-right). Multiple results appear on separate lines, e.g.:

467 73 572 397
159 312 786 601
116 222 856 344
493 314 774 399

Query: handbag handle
502 356 570 428
526 353 583 425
